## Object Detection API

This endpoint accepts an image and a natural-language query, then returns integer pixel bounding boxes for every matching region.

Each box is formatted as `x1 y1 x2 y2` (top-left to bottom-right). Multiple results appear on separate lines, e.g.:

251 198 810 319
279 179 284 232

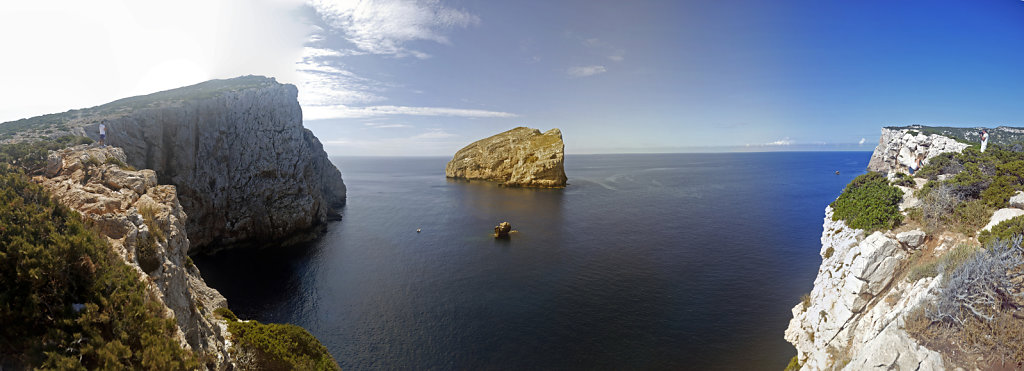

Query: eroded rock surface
84 78 345 252
867 127 970 176
784 208 945 370
445 127 567 187
35 145 233 369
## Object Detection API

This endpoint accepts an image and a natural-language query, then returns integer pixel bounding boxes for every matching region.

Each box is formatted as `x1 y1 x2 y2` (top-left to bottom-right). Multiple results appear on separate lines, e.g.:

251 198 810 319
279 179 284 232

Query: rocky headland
445 126 567 187
0 76 343 369
72 77 346 252
786 126 1024 370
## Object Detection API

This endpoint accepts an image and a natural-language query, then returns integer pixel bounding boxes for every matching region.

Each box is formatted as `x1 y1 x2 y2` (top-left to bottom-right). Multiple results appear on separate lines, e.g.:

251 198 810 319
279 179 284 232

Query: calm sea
194 152 871 370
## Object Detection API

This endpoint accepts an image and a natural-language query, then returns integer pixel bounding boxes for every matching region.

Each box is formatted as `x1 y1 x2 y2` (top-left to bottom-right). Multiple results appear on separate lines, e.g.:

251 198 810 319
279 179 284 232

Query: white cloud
568 65 607 77
322 128 464 155
364 122 412 128
304 104 517 120
766 138 793 146
0 0 310 122
859 137 866 145
307 0 480 58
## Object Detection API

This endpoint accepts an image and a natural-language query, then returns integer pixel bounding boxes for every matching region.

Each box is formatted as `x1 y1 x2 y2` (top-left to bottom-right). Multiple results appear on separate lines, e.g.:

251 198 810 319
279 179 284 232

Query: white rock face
785 208 945 370
896 230 926 249
1009 191 1024 209
36 146 233 368
982 208 1024 232
90 81 346 252
866 128 969 176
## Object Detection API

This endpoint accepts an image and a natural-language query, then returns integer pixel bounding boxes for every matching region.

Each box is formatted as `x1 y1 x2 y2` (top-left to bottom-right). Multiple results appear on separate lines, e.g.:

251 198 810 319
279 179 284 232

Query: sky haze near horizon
2 0 1024 155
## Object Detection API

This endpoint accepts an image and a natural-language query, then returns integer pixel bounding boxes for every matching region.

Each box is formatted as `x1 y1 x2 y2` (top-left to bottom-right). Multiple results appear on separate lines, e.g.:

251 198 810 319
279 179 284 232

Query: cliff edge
445 127 567 187
73 77 346 253
866 126 969 176
36 145 234 368
787 126 1024 370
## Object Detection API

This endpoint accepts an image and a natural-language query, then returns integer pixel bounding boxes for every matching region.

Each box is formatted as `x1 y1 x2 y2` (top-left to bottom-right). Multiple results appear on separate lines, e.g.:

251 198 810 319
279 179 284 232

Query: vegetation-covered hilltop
0 75 278 141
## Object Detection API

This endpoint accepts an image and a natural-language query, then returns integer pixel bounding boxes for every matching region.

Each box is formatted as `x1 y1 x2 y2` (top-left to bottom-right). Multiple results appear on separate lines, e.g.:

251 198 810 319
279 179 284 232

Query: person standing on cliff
98 121 107 148
980 129 989 153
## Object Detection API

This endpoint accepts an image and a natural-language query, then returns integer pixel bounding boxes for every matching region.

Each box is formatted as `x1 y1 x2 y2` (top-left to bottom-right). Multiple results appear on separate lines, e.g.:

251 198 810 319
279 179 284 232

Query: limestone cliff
866 127 970 176
73 77 346 252
445 127 567 187
784 208 946 370
35 146 234 369
786 128 980 370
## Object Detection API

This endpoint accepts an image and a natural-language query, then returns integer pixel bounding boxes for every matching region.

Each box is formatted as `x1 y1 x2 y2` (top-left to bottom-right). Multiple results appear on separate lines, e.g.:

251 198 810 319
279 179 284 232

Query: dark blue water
195 152 871 370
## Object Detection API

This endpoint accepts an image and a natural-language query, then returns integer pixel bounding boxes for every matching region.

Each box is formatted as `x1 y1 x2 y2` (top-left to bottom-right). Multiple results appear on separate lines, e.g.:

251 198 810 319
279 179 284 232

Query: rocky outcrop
80 77 345 252
784 208 946 370
867 127 970 176
445 127 567 187
35 145 233 368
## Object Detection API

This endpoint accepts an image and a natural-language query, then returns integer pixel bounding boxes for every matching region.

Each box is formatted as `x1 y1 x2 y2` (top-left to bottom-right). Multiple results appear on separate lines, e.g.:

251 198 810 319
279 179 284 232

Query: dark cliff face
99 80 346 253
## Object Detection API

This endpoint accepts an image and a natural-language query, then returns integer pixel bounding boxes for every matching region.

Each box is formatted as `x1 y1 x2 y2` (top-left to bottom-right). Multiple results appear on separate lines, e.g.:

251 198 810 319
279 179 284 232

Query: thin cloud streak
568 65 607 77
307 0 480 59
305 104 518 120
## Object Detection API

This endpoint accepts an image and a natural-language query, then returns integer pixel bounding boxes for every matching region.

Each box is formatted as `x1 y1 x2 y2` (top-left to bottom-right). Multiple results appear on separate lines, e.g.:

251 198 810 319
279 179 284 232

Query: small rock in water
417 229 421 233
494 222 512 239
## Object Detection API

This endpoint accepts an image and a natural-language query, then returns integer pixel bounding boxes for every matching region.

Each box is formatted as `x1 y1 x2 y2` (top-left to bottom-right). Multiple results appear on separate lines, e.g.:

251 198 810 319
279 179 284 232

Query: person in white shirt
980 129 989 153
99 122 106 148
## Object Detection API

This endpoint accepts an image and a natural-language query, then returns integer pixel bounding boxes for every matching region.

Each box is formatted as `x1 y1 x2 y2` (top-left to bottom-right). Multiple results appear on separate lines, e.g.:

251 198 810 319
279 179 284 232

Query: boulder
896 230 926 248
982 208 1024 232
1010 191 1024 209
446 127 567 187
494 222 512 239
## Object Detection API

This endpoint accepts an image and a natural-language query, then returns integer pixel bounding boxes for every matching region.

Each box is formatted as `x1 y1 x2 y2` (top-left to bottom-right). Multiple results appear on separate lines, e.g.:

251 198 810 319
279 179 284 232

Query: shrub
979 215 1024 246
951 199 992 234
214 307 238 321
0 136 92 173
929 238 1021 325
823 246 834 259
0 165 196 369
104 156 135 170
784 355 801 371
800 293 811 311
227 320 340 371
830 172 904 231
917 183 962 233
891 172 915 187
139 204 165 242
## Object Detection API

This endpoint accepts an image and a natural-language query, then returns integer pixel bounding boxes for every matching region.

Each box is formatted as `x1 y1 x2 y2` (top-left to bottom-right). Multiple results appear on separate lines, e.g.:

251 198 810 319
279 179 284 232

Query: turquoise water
195 152 871 369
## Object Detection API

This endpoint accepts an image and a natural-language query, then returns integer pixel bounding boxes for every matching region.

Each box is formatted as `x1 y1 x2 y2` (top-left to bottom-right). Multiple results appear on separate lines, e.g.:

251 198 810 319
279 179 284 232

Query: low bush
214 307 238 321
0 136 92 173
225 318 339 370
978 215 1024 246
830 172 904 231
891 172 915 187
784 355 801 371
907 237 1024 368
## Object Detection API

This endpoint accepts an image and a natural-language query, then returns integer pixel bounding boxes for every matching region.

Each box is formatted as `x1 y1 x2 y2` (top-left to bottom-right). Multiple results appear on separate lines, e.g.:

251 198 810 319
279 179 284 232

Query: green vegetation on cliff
0 164 196 369
215 308 339 370
831 172 904 231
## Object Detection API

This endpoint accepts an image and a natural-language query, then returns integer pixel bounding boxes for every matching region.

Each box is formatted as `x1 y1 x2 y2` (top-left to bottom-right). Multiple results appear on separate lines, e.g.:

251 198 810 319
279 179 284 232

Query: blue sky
3 0 1024 155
